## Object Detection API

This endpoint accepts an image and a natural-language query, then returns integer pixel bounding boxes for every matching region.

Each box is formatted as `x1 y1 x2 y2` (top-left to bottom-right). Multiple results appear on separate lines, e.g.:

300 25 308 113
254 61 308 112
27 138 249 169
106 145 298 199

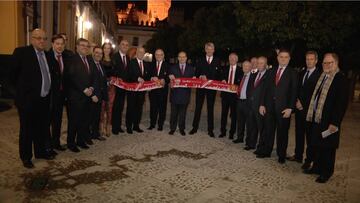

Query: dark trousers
257 105 291 159
149 88 168 128
236 99 252 142
126 92 145 130
112 88 126 132
250 105 264 149
51 90 66 147
220 96 237 135
294 109 314 162
192 89 216 132
170 103 188 131
18 96 50 161
90 101 102 138
313 147 337 178
67 99 91 146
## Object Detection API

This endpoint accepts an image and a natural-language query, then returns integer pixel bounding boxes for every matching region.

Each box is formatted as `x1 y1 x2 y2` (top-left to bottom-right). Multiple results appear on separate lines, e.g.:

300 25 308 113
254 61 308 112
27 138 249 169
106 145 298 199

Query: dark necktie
81 56 89 73
96 62 104 76
56 54 63 73
123 55 127 68
303 70 310 85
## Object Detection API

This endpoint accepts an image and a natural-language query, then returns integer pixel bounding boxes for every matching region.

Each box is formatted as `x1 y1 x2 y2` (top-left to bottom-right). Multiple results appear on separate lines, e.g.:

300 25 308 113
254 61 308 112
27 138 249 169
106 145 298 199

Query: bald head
31 29 47 51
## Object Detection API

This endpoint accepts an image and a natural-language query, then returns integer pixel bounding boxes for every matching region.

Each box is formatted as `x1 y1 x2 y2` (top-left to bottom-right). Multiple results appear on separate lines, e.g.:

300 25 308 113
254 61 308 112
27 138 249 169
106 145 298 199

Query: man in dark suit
88 46 107 141
233 61 255 145
111 39 129 134
125 47 151 134
304 53 348 183
168 51 196 136
248 56 269 151
12 29 54 168
65 38 96 152
189 42 222 137
148 49 169 131
47 34 70 154
287 51 321 169
257 49 298 164
219 53 242 139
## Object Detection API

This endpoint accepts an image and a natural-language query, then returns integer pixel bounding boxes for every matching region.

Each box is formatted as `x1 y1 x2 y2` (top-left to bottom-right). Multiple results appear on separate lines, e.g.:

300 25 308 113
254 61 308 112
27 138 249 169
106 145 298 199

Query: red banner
171 78 238 93
110 77 238 93
110 77 163 92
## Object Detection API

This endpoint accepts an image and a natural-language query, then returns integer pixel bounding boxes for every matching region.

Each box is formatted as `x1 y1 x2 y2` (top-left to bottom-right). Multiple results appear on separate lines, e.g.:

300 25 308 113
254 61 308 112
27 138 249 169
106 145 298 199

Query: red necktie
139 61 144 75
56 54 63 73
207 57 211 64
228 66 234 84
237 74 247 95
275 67 283 86
254 72 262 87
81 56 89 73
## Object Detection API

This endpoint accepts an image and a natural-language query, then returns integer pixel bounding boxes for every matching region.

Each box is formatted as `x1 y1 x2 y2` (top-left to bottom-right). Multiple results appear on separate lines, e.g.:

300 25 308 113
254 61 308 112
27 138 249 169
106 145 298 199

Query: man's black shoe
158 126 163 131
208 131 215 138
54 145 66 151
68 146 80 153
168 130 175 135
301 162 311 170
147 126 155 130
232 138 243 143
218 133 226 138
180 130 186 136
95 136 106 141
189 129 197 135
133 128 144 133
22 160 34 169
77 144 89 149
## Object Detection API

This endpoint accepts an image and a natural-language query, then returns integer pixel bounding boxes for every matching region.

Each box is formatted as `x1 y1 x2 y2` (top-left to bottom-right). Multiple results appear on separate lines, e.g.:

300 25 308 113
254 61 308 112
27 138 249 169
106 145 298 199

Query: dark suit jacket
311 72 348 148
169 64 195 104
88 57 108 101
261 66 298 112
220 65 242 99
249 70 270 110
127 58 151 83
149 60 170 93
46 48 72 94
112 52 129 80
65 53 96 103
297 68 322 111
12 45 53 109
195 56 222 80
239 72 255 100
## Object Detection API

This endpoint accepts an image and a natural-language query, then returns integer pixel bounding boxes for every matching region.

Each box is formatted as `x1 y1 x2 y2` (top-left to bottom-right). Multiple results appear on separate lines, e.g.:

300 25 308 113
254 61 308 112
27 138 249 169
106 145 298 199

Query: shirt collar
119 51 126 57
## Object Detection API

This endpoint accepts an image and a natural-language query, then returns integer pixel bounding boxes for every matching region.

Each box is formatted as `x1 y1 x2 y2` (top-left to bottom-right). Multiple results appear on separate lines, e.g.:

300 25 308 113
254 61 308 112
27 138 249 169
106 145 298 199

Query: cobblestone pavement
0 94 359 203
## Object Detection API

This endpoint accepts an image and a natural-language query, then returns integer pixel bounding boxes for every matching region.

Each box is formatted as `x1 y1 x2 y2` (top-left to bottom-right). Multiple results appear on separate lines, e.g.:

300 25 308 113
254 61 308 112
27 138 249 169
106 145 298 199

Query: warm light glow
112 44 116 49
84 21 93 30
105 38 110 43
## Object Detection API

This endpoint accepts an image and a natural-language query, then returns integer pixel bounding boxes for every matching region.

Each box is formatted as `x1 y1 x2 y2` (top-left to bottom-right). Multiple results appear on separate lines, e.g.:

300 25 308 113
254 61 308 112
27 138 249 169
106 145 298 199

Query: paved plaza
0 94 359 202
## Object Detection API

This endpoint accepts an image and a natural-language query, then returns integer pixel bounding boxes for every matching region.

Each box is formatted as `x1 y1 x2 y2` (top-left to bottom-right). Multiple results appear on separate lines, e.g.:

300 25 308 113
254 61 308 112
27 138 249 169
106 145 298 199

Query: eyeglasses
322 61 334 65
79 44 90 48
32 36 47 41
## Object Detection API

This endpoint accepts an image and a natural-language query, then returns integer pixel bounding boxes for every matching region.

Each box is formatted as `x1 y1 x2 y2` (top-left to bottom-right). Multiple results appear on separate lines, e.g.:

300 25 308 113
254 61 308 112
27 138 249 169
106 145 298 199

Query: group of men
13 28 348 183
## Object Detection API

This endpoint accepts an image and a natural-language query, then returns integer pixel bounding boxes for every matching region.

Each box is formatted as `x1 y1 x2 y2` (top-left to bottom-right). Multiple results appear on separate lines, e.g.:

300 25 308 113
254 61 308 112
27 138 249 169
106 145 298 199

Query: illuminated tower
147 0 171 22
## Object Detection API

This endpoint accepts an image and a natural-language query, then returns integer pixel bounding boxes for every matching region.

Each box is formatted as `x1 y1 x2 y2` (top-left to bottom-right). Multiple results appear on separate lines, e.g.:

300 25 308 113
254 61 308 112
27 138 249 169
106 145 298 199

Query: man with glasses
12 28 54 168
65 38 96 152
304 53 348 183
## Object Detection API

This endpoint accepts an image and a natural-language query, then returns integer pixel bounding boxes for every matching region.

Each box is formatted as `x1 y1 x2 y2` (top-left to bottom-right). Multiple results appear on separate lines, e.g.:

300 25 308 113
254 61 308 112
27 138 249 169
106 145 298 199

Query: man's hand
160 79 165 86
282 108 292 118
296 99 303 111
200 75 207 80
83 88 92 97
259 106 266 116
151 77 159 81
91 95 99 103
138 77 144 83
169 74 175 80
328 124 338 133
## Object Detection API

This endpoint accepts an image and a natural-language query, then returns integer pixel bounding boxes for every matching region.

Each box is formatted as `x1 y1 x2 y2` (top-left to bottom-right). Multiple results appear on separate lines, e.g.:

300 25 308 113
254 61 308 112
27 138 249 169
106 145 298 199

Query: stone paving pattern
0 93 359 202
